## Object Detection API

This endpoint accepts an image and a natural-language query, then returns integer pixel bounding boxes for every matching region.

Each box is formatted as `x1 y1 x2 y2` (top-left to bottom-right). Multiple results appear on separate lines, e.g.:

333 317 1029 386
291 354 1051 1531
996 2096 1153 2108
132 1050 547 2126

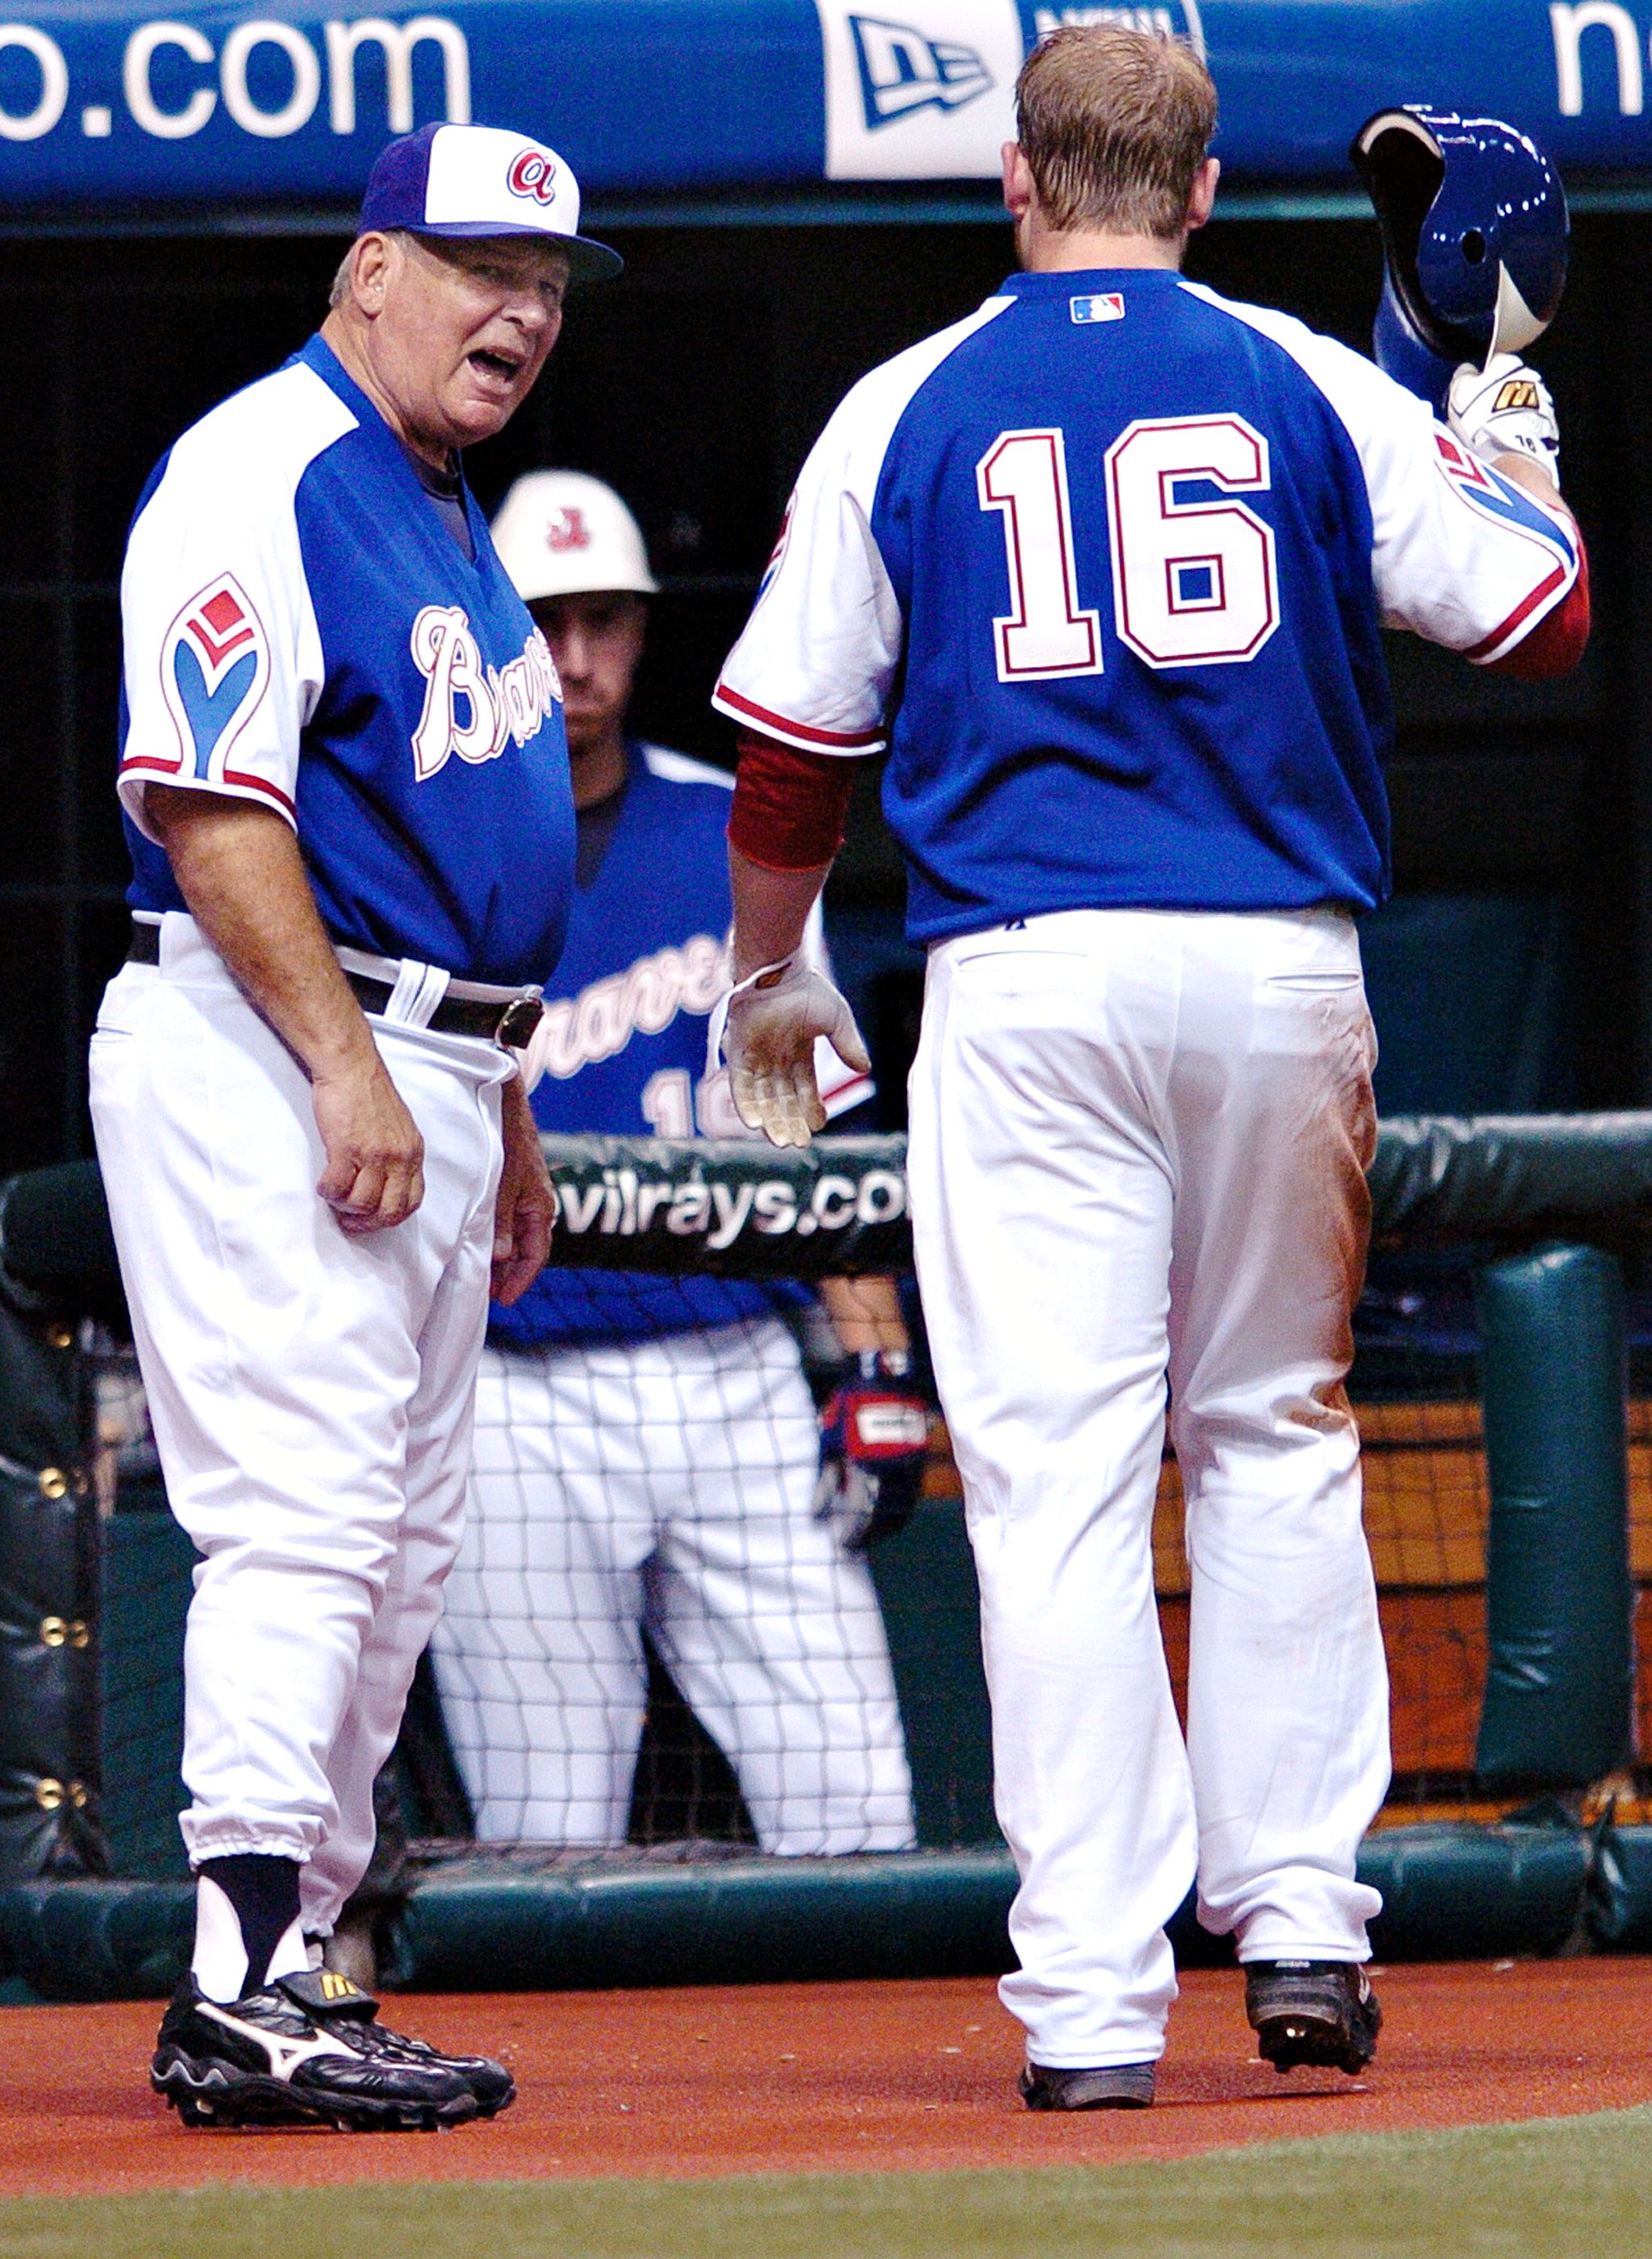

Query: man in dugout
430 470 926 1856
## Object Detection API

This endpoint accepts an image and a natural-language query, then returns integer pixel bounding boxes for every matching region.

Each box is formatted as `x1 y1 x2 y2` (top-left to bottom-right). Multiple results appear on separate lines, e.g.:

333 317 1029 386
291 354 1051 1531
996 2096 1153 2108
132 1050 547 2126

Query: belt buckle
493 988 544 1050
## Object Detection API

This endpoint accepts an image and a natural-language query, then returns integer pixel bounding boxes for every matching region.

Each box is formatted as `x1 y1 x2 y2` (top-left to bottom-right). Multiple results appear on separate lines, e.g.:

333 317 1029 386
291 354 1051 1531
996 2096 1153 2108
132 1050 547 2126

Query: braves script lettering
409 605 561 781
533 934 727 1080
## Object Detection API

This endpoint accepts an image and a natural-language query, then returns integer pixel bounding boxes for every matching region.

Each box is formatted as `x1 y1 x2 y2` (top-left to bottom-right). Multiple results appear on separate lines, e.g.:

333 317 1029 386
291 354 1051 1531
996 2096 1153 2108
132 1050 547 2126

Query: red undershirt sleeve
1487 537 1591 680
728 729 859 871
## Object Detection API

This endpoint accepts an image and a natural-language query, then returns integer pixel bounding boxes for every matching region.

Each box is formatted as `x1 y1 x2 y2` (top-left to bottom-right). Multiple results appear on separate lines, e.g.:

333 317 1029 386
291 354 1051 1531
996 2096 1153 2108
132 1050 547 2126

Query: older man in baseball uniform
711 28 1587 2107
90 123 619 2132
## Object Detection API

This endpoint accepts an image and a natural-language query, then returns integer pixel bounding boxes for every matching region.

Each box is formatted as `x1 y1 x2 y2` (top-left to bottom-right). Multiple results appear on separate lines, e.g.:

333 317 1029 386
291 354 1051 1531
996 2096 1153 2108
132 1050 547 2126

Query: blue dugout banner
0 1 1647 217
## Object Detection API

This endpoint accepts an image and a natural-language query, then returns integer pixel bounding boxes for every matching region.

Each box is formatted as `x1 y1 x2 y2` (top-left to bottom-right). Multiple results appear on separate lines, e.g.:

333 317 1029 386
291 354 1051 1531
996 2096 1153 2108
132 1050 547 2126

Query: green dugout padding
99 1495 191 1881
0 1877 192 2001
1362 1823 1587 1960
1587 1824 1652 1949
0 1826 1592 2001
1475 1246 1635 1788
385 1852 1019 1993
382 1827 1590 1991
867 1498 997 1850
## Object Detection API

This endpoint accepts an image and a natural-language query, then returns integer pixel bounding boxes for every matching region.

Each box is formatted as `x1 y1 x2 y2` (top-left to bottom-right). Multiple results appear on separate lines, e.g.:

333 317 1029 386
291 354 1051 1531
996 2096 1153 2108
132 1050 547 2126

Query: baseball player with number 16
714 27 1588 2106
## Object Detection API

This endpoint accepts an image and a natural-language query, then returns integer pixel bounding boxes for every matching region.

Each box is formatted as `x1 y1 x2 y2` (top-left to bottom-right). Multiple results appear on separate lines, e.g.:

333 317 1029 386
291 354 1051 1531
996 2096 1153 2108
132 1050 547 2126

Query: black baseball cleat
151 1972 479 2132
1245 1960 1382 2075
1020 2060 1156 2110
302 1969 516 2119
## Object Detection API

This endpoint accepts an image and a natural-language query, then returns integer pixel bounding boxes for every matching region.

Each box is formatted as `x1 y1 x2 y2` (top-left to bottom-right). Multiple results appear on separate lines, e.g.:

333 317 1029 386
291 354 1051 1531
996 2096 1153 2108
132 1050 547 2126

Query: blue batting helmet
1350 107 1568 413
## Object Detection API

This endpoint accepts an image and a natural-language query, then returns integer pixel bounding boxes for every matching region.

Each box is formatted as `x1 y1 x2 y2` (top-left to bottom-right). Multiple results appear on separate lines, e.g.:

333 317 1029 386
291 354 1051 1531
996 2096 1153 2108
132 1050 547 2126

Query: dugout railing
4 1118 1652 1998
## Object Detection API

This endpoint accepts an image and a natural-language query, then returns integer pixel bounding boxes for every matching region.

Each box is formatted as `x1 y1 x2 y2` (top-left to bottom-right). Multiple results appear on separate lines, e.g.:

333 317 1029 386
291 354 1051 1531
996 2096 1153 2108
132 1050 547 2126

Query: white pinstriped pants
432 1319 916 1855
907 907 1389 2069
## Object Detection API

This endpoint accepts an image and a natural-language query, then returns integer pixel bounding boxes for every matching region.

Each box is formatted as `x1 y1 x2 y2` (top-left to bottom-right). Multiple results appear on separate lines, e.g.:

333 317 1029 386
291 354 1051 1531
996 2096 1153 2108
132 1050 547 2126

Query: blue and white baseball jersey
119 333 574 988
715 270 1580 946
490 739 869 1352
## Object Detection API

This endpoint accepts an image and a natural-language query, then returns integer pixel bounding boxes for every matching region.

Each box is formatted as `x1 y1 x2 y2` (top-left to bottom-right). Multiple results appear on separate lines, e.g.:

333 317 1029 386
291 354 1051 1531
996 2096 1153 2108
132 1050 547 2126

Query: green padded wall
0 1831 1597 2000
0 1300 99 1880
99 1488 192 1881
1587 1822 1652 1948
867 1498 999 1849
1474 1245 1634 1788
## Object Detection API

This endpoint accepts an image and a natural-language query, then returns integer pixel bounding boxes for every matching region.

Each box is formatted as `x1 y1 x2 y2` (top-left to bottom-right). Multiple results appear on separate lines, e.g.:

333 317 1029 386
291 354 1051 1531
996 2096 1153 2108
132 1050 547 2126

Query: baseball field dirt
3 1960 1652 2255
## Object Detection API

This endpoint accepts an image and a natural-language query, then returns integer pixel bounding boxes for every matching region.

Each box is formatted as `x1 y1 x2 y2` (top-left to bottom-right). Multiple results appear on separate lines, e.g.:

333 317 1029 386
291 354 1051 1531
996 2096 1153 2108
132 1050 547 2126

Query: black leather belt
126 922 544 1050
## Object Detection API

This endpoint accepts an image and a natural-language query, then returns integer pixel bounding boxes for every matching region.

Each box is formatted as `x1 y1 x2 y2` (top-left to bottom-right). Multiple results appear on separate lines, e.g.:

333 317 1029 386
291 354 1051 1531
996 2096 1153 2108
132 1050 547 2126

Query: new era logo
849 15 992 127
1070 293 1125 324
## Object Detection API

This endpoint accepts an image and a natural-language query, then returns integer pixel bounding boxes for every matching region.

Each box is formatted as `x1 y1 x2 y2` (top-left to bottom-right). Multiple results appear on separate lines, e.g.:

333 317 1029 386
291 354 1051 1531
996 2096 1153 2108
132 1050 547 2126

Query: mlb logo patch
1070 293 1125 325
161 573 269 780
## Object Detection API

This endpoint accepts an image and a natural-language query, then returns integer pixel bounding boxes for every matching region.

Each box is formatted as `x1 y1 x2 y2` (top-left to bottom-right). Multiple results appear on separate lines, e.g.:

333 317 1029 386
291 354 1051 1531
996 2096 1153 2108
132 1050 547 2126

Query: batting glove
813 1350 930 1552
1447 353 1561 484
720 955 870 1150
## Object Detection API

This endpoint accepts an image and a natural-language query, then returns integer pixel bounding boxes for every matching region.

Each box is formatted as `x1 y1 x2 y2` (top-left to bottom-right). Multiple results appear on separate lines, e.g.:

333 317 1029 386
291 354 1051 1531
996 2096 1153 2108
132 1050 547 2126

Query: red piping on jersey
123 759 297 824
222 769 297 820
728 731 858 871
1482 541 1591 680
1466 561 1566 662
715 683 884 750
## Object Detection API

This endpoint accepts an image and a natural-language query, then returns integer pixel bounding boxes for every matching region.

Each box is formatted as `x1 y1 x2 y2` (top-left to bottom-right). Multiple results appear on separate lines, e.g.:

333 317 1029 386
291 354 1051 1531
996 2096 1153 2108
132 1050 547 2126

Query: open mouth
468 346 525 385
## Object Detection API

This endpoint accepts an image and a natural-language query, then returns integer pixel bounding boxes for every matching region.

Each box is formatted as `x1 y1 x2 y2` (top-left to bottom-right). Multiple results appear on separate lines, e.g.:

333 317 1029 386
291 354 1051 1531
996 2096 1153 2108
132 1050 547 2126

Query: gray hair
328 228 412 309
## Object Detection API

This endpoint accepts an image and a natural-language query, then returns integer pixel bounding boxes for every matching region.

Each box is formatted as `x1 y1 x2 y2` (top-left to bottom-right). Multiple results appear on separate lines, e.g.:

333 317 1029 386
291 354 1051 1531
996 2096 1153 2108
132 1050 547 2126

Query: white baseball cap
490 471 659 603
359 123 622 284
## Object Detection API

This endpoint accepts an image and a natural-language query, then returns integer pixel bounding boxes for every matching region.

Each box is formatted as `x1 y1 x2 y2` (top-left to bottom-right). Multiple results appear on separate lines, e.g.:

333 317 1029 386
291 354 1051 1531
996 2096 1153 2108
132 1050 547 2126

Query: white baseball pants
907 907 1389 2070
89 912 513 1938
431 1318 916 1855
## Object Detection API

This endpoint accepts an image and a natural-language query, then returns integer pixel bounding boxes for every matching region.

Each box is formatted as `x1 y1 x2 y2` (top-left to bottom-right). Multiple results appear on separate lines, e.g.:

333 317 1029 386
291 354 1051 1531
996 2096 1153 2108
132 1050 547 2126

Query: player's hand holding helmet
721 955 871 1150
814 1350 930 1552
1447 353 1562 484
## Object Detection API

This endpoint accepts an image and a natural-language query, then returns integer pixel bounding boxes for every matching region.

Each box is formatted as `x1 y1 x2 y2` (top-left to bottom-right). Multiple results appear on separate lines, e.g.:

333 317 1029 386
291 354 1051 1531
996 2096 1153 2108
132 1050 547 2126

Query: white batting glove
1447 353 1561 484
720 955 870 1150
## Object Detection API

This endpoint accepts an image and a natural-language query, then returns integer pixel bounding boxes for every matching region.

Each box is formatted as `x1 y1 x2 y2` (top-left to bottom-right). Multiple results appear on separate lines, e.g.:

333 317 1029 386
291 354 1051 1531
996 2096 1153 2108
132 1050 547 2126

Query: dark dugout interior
0 204 1639 1171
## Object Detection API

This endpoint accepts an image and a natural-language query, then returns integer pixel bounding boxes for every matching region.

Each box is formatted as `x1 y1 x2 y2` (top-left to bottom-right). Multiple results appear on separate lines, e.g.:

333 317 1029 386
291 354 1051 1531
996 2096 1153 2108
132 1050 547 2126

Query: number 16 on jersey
976 415 1280 682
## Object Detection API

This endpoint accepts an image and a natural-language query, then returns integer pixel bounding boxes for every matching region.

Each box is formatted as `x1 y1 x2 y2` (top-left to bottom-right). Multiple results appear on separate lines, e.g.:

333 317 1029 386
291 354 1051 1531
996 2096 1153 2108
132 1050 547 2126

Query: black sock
198 1852 302 1996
